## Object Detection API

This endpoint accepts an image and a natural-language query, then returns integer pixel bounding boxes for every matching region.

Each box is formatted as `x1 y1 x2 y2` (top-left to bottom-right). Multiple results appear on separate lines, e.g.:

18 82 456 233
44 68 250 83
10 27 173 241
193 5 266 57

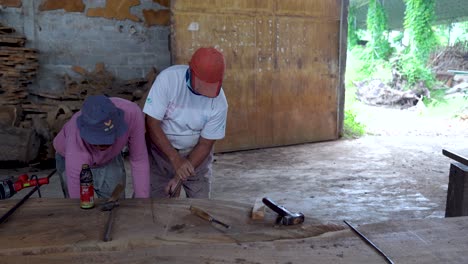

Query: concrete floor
2 134 465 226
212 135 466 225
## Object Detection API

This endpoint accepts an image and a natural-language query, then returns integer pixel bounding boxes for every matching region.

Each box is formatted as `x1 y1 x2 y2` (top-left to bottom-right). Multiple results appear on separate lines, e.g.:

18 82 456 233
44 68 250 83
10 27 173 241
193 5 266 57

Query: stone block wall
0 0 171 93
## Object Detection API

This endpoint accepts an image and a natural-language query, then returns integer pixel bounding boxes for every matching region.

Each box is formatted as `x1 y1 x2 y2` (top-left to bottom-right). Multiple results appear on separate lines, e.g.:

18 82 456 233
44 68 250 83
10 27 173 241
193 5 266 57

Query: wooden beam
445 162 468 217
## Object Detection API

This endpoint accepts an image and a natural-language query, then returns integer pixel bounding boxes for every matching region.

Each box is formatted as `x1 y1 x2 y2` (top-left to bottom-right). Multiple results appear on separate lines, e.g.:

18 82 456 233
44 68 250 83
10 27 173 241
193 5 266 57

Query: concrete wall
0 0 171 92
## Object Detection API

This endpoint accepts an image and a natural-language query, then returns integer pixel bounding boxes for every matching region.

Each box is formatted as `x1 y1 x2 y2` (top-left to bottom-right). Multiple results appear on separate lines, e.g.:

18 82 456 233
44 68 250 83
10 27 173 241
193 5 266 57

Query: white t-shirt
143 65 228 150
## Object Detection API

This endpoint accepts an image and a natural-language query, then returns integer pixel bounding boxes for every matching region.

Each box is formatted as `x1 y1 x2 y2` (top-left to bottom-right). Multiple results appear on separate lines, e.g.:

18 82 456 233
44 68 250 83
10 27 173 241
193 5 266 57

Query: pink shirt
53 97 150 198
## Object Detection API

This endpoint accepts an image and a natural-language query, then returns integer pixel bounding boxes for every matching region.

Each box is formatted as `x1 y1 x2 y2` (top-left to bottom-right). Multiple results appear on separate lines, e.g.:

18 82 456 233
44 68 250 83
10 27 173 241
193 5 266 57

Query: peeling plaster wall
0 0 171 92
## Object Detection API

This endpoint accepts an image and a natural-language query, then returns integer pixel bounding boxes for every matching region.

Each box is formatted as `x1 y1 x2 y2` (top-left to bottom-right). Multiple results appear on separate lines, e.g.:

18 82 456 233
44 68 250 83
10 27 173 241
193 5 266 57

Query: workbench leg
445 163 468 217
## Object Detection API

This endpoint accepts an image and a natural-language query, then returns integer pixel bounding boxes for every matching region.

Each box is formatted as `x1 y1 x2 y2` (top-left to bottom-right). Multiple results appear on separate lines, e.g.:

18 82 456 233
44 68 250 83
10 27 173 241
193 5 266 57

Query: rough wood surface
0 199 467 263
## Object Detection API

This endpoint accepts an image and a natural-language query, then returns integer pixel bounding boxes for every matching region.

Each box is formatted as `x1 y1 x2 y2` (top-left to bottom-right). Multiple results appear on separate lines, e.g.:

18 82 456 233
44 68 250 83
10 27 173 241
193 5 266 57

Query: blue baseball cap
77 95 128 145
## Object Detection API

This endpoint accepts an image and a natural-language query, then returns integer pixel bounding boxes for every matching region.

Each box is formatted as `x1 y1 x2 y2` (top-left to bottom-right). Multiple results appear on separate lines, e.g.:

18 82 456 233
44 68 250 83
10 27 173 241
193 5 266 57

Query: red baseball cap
189 47 225 97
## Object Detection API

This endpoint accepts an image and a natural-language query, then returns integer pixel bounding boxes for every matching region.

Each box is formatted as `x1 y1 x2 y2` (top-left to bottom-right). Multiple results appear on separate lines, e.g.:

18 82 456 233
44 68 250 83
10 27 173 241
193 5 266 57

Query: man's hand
164 177 181 197
173 156 195 180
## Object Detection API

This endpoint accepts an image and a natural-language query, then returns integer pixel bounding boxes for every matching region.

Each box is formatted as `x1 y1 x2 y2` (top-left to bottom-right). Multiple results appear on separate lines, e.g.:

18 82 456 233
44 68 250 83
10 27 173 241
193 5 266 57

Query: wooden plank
276 0 341 18
172 0 344 152
1 199 468 263
172 0 274 15
0 199 342 252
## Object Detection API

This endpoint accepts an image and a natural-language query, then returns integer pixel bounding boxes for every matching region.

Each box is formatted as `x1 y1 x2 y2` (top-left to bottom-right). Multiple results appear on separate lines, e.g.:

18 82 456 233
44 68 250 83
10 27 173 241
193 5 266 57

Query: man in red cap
143 47 228 198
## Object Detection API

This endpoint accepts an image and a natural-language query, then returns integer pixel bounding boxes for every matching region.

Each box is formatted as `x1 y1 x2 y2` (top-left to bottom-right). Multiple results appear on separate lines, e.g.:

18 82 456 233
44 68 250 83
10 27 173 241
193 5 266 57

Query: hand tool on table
0 170 56 225
262 197 304 226
189 205 231 229
344 220 394 264
0 173 51 200
102 183 124 242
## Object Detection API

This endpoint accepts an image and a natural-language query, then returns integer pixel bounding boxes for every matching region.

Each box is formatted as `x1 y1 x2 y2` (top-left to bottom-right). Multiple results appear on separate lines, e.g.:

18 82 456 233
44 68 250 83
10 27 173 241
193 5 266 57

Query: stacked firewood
24 64 157 135
430 41 468 76
0 22 157 165
0 23 39 105
0 23 41 165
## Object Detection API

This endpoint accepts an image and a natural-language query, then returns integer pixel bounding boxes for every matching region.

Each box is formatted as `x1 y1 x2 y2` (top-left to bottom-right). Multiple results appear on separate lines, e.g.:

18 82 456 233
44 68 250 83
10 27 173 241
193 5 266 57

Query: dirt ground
1 104 467 226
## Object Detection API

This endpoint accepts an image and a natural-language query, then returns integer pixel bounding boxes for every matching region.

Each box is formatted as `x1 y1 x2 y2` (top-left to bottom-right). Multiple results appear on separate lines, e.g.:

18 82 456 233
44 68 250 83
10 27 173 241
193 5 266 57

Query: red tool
13 174 50 192
0 174 50 200
0 170 56 224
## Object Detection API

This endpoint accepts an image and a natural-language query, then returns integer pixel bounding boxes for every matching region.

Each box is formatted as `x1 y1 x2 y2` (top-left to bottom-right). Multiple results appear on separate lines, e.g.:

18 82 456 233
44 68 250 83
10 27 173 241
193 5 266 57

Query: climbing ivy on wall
404 0 437 60
348 5 359 48
397 0 438 86
358 0 393 75
365 0 392 61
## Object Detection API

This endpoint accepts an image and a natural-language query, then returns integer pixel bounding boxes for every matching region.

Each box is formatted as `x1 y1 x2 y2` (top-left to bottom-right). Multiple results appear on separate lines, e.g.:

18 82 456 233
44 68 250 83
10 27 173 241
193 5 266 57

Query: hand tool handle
21 178 50 189
190 206 231 229
108 184 124 202
262 197 292 217
190 206 212 221
14 177 49 192
169 179 183 198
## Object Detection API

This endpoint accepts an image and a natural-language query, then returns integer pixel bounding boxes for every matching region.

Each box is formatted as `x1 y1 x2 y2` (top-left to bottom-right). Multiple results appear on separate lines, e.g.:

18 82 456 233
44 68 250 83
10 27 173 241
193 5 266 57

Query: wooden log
47 104 74 134
0 106 20 126
0 125 40 163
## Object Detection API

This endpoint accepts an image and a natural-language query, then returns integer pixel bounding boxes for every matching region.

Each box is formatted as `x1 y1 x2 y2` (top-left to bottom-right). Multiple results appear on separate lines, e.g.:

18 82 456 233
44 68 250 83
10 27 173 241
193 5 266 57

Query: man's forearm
188 137 215 169
145 115 180 166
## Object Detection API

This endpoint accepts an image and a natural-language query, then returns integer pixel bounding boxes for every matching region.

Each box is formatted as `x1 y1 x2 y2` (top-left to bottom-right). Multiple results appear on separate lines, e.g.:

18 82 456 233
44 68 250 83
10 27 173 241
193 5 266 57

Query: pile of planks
19 63 157 164
25 63 157 135
0 22 157 165
0 23 41 165
0 23 39 105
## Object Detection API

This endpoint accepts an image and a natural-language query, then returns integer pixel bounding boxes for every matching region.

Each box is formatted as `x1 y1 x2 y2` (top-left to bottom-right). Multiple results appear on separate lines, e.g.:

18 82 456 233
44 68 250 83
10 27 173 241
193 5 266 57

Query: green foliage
348 5 359 48
396 0 438 87
343 109 366 139
346 47 393 93
391 51 435 88
365 0 392 61
404 0 438 60
425 95 468 119
358 0 393 76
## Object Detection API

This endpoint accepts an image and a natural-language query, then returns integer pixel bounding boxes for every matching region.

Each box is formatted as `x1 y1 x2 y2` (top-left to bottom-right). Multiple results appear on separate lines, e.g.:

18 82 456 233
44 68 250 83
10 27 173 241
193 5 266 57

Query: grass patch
343 109 366 139
425 95 468 118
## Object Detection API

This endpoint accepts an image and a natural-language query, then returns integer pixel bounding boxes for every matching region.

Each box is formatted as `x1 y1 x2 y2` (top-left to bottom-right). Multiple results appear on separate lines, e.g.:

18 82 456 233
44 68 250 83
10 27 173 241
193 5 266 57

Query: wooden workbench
1 198 467 263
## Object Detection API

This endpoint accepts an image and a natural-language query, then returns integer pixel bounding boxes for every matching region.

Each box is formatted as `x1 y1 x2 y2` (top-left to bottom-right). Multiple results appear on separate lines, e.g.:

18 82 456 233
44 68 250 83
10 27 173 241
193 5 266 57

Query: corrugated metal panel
171 0 346 152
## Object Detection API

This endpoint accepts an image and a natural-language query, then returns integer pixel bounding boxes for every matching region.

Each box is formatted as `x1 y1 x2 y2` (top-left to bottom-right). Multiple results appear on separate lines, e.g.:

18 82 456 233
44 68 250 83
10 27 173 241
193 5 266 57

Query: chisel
189 205 230 229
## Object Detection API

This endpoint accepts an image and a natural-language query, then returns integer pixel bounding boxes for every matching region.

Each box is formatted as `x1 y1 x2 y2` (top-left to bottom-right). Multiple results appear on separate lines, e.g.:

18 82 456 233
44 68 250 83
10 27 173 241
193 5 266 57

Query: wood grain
171 0 344 152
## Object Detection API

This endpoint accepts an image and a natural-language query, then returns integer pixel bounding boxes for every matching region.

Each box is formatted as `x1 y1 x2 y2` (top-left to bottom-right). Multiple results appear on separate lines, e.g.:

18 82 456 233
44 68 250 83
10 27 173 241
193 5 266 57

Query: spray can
80 164 94 209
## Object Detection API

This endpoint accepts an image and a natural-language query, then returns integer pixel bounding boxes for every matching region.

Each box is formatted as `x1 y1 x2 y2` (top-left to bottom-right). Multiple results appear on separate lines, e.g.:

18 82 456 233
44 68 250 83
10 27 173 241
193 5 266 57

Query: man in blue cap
54 95 150 199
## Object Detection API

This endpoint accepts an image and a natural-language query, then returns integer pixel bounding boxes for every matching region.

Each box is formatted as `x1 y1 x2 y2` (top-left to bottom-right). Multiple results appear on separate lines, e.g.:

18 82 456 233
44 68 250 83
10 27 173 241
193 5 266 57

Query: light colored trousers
147 144 213 198
56 153 126 199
